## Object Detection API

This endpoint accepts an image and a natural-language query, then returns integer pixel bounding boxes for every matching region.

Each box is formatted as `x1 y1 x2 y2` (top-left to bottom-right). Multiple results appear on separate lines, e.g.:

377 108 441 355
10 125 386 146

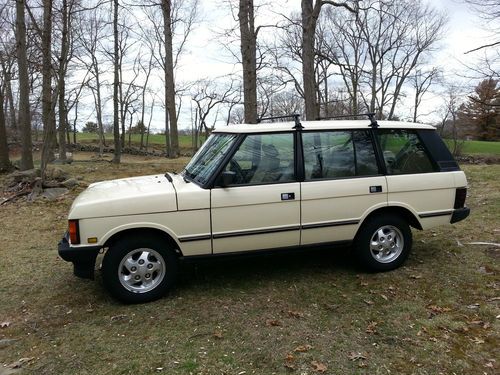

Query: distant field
452 140 500 155
74 132 500 156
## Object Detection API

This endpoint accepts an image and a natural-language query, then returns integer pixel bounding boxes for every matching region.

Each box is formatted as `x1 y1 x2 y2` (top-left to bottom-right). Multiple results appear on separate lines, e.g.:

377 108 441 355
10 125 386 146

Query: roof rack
257 114 303 130
316 112 379 128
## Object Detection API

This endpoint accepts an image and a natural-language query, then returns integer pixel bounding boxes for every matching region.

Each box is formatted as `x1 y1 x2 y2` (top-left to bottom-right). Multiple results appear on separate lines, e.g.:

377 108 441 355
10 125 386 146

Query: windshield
183 133 238 185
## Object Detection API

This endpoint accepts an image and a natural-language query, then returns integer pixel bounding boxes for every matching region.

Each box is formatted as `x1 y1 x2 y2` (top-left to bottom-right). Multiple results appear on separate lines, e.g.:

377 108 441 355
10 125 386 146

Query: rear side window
377 129 437 175
302 130 379 180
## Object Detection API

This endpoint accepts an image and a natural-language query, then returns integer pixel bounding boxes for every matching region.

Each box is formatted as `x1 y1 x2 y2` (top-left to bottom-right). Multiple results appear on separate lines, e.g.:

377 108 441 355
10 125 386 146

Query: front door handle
281 193 295 200
369 186 382 193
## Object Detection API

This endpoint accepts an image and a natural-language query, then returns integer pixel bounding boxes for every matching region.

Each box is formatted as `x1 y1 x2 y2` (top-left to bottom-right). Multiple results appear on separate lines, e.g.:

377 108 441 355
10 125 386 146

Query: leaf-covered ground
0 155 498 375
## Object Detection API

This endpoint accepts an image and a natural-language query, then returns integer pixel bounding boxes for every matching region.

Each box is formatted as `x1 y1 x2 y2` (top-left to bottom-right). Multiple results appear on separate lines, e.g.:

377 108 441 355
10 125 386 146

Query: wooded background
0 0 498 177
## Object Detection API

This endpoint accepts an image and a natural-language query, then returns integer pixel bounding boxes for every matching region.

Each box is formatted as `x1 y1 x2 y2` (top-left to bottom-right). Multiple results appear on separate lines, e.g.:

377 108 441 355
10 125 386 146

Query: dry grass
0 154 498 375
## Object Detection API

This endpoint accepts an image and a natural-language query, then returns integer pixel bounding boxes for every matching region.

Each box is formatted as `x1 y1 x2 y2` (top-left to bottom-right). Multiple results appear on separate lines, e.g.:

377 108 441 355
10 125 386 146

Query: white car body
58 119 470 303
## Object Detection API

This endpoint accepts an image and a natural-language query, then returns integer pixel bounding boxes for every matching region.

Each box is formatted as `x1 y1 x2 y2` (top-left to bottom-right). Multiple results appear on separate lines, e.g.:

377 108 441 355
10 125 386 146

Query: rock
62 178 79 188
46 167 69 181
41 188 69 200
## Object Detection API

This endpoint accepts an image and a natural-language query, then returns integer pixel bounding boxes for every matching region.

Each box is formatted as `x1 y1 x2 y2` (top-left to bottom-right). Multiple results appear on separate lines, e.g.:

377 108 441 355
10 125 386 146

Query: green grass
0 156 498 374
445 139 500 155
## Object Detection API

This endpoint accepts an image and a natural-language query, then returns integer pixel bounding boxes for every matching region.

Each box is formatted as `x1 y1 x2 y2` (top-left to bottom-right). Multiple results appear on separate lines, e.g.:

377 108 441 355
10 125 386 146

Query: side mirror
219 171 236 187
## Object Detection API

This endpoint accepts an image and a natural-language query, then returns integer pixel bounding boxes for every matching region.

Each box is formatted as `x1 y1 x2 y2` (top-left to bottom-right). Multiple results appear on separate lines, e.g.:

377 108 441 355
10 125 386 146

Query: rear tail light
454 188 467 209
68 220 80 244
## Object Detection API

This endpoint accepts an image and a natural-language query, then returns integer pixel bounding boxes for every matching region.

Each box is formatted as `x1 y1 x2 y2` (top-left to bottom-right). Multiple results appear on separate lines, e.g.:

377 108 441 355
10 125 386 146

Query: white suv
58 116 470 303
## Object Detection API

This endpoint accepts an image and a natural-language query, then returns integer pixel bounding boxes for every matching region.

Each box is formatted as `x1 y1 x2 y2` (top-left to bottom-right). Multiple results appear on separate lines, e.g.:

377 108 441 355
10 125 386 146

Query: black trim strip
180 240 352 261
213 225 301 239
418 210 453 218
301 219 359 230
178 234 212 243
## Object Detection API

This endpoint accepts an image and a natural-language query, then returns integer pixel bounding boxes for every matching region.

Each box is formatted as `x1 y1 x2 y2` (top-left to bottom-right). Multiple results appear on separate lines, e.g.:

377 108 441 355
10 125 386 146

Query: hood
69 174 177 219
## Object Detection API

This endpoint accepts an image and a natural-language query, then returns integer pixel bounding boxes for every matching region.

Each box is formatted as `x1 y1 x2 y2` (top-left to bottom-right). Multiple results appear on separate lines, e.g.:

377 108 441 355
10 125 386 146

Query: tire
102 235 178 303
354 214 412 272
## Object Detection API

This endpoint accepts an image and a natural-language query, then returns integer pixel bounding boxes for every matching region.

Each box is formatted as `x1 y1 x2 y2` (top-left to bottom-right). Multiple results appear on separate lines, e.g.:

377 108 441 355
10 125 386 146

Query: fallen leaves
427 305 452 318
287 310 304 319
347 351 368 361
366 321 378 334
8 357 35 369
294 344 313 353
265 319 282 327
1 321 11 328
311 360 327 373
283 353 295 370
470 337 485 345
213 330 223 339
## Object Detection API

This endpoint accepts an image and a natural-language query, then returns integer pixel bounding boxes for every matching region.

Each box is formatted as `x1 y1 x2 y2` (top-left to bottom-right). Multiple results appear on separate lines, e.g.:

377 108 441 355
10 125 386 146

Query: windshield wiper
164 172 173 182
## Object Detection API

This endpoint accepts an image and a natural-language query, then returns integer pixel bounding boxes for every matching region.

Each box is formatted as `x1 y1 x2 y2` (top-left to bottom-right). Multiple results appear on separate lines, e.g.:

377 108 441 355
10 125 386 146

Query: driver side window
223 133 295 185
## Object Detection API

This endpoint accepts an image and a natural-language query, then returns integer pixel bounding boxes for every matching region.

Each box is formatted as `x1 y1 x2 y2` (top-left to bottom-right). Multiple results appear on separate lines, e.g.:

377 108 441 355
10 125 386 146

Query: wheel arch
359 205 422 233
103 227 183 257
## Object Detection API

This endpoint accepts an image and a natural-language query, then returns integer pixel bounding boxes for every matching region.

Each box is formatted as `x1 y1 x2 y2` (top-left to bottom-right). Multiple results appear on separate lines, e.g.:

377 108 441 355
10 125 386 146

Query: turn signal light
68 220 80 244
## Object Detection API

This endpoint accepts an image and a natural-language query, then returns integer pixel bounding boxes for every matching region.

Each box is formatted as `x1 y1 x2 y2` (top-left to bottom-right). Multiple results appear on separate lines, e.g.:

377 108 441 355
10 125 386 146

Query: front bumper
450 207 470 224
58 232 101 279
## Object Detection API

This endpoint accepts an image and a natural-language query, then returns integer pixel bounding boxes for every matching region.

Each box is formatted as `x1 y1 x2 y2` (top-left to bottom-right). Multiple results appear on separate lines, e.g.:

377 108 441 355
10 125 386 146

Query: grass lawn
456 140 500 156
0 156 498 374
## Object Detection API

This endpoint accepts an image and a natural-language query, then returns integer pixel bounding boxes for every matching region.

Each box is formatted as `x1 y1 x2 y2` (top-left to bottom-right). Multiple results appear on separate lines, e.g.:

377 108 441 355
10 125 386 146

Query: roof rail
316 112 379 128
257 114 303 129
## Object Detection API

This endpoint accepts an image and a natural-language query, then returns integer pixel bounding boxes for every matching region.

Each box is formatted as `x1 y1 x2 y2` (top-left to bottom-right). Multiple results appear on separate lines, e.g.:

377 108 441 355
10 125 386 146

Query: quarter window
377 130 436 174
302 131 379 180
223 133 295 185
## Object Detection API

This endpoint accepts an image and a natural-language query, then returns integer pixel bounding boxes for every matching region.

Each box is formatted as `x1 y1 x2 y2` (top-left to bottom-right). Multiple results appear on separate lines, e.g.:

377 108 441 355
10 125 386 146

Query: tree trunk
238 0 257 124
0 88 12 172
41 0 56 181
57 0 69 162
16 0 34 171
1 60 17 137
162 0 179 158
112 0 121 163
301 0 320 120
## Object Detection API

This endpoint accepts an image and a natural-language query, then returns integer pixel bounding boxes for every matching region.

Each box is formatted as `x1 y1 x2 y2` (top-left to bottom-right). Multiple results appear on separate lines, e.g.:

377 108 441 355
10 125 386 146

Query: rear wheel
354 214 412 271
102 236 178 303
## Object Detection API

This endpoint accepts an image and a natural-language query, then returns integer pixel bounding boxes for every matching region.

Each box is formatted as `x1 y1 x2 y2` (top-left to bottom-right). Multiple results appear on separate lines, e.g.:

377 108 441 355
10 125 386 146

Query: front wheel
354 214 412 271
102 236 178 303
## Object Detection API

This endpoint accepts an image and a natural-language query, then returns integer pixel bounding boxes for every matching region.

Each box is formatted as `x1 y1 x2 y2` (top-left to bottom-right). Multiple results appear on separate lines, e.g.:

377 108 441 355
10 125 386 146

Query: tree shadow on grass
177 244 357 292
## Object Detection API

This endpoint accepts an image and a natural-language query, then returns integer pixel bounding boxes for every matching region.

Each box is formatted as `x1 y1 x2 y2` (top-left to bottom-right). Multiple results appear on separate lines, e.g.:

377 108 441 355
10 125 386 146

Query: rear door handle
281 193 295 200
369 186 382 193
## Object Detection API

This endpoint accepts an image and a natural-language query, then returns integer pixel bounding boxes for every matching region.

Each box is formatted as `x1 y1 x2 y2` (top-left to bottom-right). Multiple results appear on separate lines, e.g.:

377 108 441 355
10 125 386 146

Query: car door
300 130 387 245
211 132 301 254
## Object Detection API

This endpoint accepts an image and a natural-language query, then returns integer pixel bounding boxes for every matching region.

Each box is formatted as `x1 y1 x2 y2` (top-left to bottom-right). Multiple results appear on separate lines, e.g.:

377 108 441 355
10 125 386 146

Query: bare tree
143 0 198 158
238 0 257 123
40 0 56 180
0 66 12 172
191 77 240 149
16 0 34 170
411 67 440 122
112 0 121 163
301 0 355 120
76 8 107 156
